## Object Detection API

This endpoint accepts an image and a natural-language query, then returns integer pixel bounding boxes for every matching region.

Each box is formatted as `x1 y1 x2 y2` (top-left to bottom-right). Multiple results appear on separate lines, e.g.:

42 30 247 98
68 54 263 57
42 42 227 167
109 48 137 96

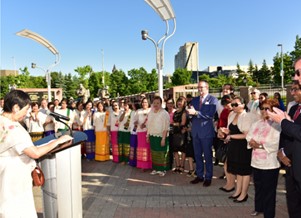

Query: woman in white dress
0 90 72 218
135 97 152 171
94 101 110 161
107 101 120 163
24 102 46 142
147 96 170 177
80 100 95 160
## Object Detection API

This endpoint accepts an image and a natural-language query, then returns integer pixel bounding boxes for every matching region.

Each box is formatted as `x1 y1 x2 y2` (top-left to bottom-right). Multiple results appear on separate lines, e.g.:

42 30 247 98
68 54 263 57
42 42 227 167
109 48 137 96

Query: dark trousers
253 167 279 218
285 167 301 218
193 136 213 180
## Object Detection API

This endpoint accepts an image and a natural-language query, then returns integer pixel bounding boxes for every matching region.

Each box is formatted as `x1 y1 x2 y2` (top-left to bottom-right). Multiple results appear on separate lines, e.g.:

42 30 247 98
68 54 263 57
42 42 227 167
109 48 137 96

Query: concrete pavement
34 159 289 217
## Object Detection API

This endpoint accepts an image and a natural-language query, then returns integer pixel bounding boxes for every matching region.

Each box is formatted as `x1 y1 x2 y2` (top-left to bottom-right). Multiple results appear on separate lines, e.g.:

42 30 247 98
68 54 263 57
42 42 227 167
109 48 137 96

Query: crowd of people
1 57 301 217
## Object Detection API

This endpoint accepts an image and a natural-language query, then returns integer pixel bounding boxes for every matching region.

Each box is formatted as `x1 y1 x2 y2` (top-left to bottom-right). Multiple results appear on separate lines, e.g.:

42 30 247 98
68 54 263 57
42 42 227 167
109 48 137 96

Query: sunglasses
290 88 300 92
260 107 270 111
292 69 301 77
250 92 257 95
231 103 241 107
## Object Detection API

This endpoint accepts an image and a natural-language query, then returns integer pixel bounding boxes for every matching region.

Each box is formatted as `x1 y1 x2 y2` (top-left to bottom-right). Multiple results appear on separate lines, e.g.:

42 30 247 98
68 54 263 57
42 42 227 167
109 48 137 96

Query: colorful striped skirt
150 135 170 171
128 134 138 167
118 131 131 163
110 131 119 163
95 130 110 161
136 131 152 169
84 129 96 160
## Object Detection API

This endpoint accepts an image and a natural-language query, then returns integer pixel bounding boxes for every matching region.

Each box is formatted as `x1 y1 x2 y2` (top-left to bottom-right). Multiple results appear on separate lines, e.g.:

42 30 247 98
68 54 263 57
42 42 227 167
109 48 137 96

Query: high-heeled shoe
228 193 241 199
233 194 248 203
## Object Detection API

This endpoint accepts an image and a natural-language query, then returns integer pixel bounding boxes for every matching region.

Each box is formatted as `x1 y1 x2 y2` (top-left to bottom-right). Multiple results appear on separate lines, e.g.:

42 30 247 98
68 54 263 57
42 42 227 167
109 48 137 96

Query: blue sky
1 0 300 77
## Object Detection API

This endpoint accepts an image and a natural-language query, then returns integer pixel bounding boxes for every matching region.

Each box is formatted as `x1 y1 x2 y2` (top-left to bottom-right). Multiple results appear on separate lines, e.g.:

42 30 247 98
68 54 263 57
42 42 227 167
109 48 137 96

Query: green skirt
149 135 170 171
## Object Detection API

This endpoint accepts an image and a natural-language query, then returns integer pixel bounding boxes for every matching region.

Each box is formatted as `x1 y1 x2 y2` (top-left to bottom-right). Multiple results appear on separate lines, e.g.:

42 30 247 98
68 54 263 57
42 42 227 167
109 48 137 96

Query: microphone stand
54 118 73 138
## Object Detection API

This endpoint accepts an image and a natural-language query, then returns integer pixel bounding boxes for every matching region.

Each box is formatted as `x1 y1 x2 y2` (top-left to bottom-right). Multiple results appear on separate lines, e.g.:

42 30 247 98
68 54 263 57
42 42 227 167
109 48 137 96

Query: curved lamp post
141 0 176 98
16 29 60 102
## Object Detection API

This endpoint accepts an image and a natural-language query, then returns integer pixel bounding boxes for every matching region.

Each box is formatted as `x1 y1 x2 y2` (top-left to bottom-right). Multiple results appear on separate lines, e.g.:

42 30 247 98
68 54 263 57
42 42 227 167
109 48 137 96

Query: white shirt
24 112 46 133
93 111 107 132
246 119 281 169
134 108 151 132
0 116 37 217
147 108 170 137
55 108 74 130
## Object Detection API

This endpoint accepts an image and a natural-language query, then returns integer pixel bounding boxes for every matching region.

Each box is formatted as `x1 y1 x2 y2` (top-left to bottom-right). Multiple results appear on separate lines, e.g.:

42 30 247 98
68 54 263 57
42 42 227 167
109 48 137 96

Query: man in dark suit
277 82 301 217
268 57 301 218
186 80 218 187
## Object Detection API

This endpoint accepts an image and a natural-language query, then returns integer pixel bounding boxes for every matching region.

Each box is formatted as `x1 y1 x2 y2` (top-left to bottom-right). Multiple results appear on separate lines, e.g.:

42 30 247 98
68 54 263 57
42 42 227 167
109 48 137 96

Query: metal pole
157 48 163 98
101 49 104 86
280 45 284 89
47 70 51 102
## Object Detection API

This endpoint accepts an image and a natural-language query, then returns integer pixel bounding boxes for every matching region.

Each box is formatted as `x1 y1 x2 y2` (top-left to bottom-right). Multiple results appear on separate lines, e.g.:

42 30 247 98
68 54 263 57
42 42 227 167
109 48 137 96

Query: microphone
46 110 70 121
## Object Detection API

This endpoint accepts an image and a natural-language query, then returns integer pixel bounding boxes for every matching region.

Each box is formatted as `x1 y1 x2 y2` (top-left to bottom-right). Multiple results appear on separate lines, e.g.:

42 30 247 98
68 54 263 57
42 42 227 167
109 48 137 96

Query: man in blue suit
187 80 218 187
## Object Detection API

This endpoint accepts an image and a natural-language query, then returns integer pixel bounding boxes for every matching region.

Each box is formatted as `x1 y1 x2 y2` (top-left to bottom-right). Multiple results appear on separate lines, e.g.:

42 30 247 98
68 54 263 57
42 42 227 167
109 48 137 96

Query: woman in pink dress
134 97 152 171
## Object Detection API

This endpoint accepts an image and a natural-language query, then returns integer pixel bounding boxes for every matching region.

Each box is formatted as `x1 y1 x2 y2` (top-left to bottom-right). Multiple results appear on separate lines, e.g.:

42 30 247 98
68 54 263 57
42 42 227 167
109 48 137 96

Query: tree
258 60 272 84
147 69 158 92
171 68 192 86
272 53 293 86
88 71 103 98
74 65 92 87
290 35 301 62
109 70 129 97
248 60 255 78
127 68 149 94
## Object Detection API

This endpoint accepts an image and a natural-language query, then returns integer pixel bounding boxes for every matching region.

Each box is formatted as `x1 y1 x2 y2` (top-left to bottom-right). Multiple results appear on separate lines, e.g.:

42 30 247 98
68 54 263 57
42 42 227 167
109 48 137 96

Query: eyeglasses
231 103 241 107
250 92 257 95
292 69 300 77
260 107 270 111
290 88 300 92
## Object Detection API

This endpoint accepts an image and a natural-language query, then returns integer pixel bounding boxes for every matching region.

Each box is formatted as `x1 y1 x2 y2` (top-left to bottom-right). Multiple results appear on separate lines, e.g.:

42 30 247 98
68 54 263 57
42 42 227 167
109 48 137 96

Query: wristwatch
259 144 263 149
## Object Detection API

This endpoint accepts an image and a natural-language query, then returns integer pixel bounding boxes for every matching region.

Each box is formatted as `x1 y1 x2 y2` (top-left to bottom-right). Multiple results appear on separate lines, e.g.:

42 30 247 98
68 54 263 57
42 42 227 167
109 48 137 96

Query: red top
217 108 231 129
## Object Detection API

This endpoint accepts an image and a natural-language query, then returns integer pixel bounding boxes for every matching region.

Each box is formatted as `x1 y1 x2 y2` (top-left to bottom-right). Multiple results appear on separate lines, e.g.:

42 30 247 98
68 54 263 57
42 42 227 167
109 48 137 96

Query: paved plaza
34 158 289 218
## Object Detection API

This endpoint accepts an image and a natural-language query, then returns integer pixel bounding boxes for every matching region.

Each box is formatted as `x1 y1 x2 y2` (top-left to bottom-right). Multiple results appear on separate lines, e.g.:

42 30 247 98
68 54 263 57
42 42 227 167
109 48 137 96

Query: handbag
215 142 228 163
32 162 45 187
172 133 184 149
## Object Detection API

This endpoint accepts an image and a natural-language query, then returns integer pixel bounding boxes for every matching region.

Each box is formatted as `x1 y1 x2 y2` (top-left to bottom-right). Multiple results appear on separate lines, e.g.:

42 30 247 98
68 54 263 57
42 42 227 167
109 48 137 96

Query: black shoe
219 187 235 192
190 177 204 184
233 194 248 203
203 180 211 187
228 193 241 199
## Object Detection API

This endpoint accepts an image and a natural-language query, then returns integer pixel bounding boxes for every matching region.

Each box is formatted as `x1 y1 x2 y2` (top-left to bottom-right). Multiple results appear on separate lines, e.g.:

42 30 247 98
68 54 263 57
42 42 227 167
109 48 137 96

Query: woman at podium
0 90 72 218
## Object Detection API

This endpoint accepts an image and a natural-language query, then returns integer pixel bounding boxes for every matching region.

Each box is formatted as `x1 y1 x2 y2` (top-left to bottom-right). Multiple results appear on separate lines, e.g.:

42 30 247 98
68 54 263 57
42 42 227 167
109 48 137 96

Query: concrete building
0 69 19 77
175 42 199 71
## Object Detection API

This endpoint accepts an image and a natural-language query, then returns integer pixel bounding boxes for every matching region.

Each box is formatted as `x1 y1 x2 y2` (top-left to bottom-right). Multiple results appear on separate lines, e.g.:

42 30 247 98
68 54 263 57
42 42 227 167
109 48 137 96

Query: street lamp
277 44 284 89
141 0 176 98
16 29 60 102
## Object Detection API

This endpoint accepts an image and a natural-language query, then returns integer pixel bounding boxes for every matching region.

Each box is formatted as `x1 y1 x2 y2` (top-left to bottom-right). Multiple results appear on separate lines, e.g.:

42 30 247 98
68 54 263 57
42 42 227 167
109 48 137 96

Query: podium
34 131 87 218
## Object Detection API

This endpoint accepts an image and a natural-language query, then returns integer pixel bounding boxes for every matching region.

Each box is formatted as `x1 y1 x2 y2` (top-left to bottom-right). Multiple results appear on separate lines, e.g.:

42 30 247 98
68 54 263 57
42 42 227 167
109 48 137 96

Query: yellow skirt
95 131 110 161
30 132 44 142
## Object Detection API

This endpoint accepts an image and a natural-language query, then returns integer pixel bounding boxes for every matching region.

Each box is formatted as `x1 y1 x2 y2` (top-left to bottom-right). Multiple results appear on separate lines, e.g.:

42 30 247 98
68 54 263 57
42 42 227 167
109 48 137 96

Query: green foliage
171 68 192 86
272 53 293 85
109 69 129 97
290 35 301 62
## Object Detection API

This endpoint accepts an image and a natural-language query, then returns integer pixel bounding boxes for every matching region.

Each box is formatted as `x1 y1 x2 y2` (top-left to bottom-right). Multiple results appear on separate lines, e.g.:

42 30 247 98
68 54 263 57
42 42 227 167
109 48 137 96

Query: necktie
293 105 301 121
199 97 203 109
